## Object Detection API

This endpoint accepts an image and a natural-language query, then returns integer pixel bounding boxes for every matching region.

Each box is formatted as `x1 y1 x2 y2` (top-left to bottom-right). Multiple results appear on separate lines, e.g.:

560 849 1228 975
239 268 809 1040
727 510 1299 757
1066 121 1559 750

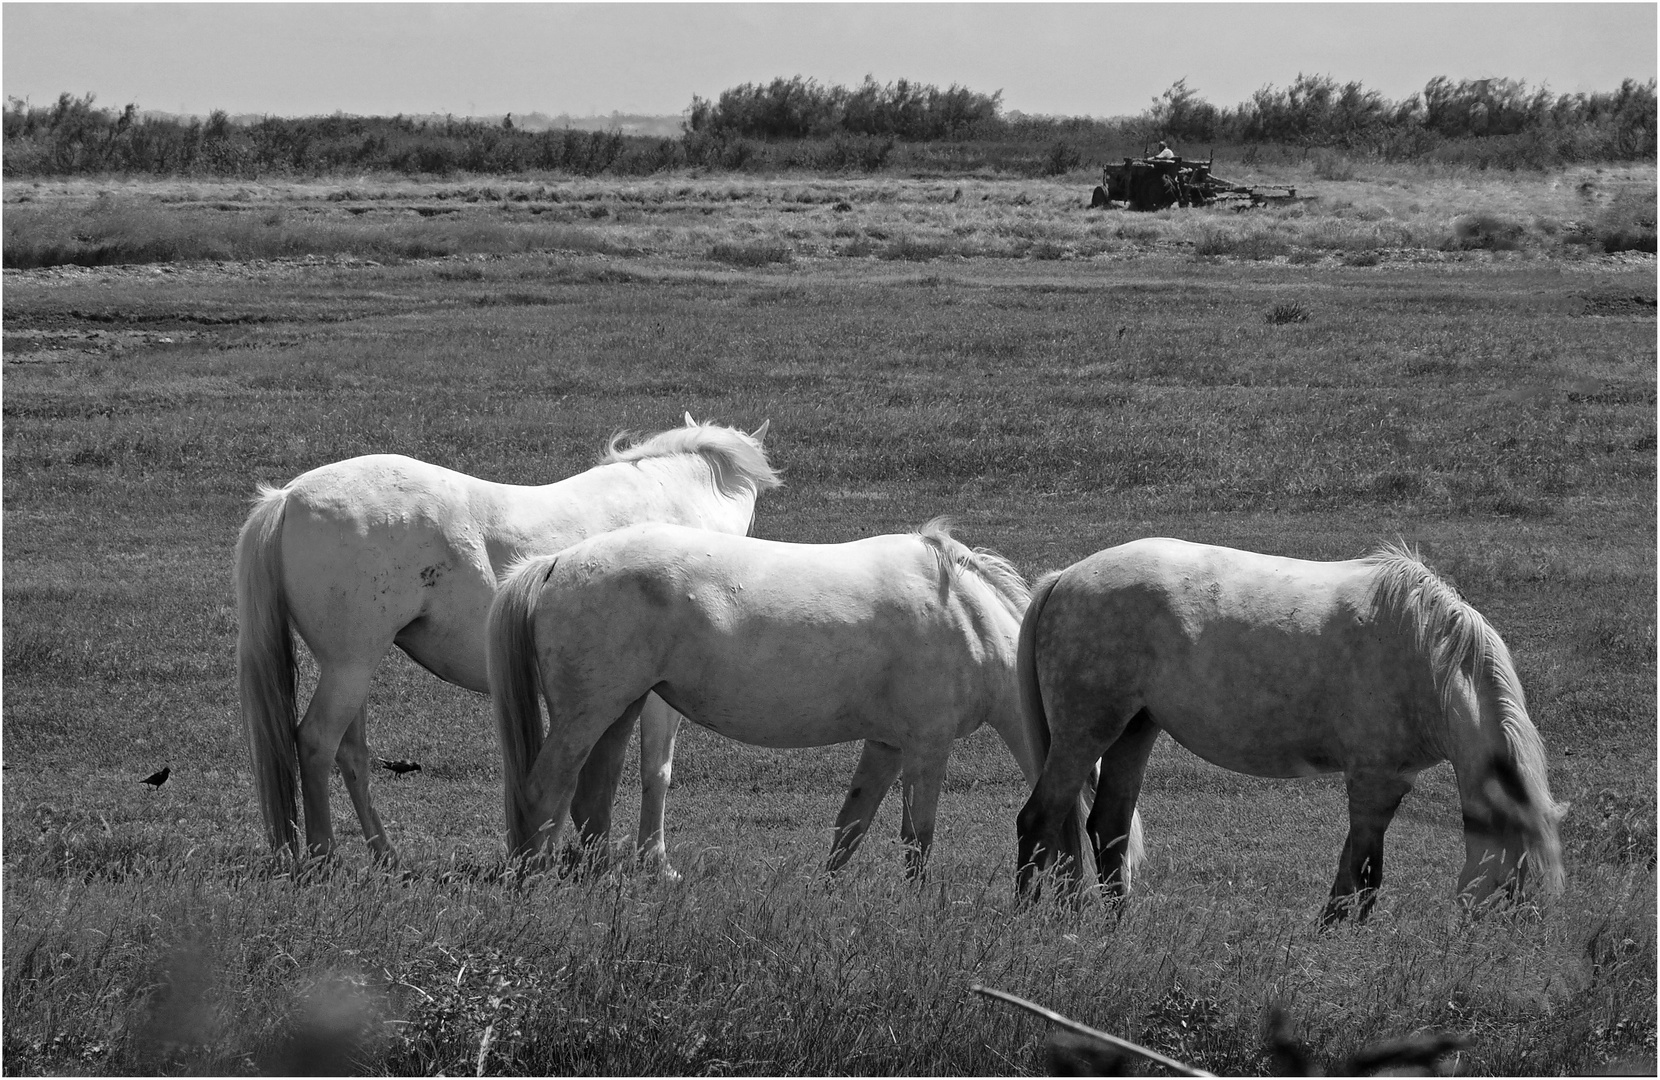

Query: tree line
1 96 649 178
4 72 1653 179
1140 74 1656 159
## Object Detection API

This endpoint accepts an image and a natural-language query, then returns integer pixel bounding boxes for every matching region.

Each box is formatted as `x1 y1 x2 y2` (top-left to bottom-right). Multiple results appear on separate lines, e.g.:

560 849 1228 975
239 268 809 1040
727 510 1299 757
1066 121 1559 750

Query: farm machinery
1090 152 1300 211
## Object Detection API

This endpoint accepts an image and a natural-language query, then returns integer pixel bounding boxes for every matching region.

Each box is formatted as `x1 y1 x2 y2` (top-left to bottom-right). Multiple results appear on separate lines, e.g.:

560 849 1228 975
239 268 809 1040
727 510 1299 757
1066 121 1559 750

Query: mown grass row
5 165 1654 269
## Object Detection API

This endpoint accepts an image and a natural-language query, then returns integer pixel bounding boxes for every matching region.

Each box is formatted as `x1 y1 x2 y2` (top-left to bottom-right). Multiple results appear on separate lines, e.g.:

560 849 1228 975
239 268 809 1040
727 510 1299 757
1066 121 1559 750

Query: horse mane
916 517 1031 620
1365 542 1565 891
603 417 782 500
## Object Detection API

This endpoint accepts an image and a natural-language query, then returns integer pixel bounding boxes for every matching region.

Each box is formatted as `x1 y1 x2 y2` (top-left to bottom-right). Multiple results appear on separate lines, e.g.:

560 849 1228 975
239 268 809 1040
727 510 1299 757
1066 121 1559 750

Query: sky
3 3 1655 120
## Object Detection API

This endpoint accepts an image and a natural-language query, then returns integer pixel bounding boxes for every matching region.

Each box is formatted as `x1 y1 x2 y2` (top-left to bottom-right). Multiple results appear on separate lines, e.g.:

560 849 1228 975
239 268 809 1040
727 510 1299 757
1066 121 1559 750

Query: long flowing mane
604 417 782 499
1365 542 1565 890
917 517 1031 620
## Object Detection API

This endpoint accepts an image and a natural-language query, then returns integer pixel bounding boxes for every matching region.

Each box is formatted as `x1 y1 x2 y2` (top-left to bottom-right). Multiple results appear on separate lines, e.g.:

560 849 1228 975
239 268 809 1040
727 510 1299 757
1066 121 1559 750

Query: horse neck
1438 662 1515 771
615 453 759 532
1440 644 1557 816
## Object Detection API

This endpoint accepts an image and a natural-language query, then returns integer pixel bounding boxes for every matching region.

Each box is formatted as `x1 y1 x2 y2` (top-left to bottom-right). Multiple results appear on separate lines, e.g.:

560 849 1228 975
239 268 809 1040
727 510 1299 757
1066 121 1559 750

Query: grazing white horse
487 520 1116 878
235 415 780 864
1016 538 1566 921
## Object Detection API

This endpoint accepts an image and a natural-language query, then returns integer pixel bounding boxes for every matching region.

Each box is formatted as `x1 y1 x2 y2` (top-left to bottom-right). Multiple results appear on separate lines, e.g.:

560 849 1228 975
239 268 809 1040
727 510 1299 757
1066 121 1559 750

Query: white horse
486 520 1116 878
235 415 780 864
1016 538 1566 922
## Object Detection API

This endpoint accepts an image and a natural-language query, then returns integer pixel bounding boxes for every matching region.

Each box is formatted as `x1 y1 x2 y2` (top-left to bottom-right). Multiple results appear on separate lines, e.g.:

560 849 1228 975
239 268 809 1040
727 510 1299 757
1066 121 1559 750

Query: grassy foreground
3 174 1654 1074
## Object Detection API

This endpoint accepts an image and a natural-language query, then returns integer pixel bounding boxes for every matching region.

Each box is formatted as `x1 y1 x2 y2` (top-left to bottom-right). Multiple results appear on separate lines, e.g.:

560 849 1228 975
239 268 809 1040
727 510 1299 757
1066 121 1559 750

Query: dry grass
5 163 1653 270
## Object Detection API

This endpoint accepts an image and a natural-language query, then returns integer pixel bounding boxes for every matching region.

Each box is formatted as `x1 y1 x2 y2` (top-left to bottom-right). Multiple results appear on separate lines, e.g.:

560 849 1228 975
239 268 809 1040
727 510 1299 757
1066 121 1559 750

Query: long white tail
487 556 554 854
1016 572 1101 886
234 485 299 856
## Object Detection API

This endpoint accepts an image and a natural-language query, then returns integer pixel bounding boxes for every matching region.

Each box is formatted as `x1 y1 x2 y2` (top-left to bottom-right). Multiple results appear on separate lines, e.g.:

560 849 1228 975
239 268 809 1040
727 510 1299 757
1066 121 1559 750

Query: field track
3 172 1654 1074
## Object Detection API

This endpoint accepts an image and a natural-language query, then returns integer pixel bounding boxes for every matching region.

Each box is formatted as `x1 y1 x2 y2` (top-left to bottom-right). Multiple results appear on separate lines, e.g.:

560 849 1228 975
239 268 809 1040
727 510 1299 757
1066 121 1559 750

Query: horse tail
234 484 300 856
1017 570 1097 885
487 555 554 853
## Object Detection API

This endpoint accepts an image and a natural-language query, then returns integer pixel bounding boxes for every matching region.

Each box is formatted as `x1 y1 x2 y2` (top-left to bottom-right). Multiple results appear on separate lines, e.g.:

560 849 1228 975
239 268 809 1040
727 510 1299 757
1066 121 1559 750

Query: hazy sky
4 3 1655 120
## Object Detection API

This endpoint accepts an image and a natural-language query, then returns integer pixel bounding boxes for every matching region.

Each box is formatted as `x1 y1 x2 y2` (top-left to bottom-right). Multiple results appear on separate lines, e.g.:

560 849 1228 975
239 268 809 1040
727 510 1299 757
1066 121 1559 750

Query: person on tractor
1153 140 1176 160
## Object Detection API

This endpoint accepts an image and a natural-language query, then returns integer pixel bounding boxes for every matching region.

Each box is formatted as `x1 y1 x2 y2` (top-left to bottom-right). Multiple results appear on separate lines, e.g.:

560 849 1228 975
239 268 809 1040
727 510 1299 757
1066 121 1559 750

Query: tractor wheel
1161 175 1180 208
1090 186 1109 209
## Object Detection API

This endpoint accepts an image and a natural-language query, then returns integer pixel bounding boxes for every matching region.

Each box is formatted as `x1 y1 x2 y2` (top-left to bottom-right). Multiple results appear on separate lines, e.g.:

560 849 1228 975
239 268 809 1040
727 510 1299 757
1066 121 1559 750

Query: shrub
1311 151 1357 181
1043 142 1082 176
1194 228 1293 260
1265 301 1310 324
1593 187 1658 253
879 235 957 262
1446 212 1525 250
709 241 792 267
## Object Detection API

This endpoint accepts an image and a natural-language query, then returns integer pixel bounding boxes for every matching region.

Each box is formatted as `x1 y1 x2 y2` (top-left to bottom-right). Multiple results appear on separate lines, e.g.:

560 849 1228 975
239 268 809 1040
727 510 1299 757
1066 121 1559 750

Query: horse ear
683 411 698 428
750 419 771 443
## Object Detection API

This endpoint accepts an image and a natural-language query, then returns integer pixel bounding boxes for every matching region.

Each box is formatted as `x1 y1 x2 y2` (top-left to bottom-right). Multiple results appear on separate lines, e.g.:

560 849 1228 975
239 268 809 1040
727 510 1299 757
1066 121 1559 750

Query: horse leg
521 694 649 863
1323 771 1414 925
334 706 395 865
826 741 903 873
1089 708 1159 898
635 694 682 878
1017 725 1120 896
566 708 637 872
898 750 950 880
295 662 376 860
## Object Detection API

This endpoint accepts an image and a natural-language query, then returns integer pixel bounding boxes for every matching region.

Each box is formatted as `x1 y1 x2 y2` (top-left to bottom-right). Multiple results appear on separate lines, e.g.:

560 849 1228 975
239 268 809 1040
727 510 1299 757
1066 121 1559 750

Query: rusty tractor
1090 153 1299 211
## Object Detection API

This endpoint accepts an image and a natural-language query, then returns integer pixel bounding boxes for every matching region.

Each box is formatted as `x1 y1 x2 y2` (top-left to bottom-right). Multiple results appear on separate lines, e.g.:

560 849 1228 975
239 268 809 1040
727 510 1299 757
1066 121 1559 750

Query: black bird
378 758 422 776
141 766 171 789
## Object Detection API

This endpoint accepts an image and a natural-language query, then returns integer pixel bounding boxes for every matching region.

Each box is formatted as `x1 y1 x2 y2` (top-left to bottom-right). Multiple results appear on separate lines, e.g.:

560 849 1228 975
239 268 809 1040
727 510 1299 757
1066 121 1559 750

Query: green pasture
3 188 1654 1075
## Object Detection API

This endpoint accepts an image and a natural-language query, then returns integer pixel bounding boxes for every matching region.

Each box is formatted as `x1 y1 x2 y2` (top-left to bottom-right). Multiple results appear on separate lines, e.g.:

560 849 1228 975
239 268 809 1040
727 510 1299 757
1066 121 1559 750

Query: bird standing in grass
141 766 171 789
378 759 421 777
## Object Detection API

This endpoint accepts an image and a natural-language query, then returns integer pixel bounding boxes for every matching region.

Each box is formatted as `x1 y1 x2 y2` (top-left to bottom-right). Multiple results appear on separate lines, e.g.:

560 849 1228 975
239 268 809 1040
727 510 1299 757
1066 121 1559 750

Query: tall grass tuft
1265 301 1311 324
709 240 793 267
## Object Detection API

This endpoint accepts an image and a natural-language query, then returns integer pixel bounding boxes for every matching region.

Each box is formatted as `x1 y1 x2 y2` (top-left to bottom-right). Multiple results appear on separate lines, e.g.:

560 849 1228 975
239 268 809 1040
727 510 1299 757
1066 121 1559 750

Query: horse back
531 525 1013 746
513 455 759 549
1043 539 1442 776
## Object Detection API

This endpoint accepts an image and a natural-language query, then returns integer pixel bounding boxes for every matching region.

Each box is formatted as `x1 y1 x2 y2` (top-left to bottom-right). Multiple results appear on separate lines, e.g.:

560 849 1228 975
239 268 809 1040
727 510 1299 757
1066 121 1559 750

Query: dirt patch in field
1580 292 1659 317
2 253 385 288
2 326 199 363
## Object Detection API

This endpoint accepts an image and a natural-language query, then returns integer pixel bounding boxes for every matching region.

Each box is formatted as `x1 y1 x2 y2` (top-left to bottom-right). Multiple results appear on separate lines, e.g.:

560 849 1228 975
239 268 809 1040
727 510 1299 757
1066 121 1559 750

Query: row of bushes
4 72 1654 180
683 73 1657 164
1141 74 1656 161
1 99 648 178
687 76 1001 141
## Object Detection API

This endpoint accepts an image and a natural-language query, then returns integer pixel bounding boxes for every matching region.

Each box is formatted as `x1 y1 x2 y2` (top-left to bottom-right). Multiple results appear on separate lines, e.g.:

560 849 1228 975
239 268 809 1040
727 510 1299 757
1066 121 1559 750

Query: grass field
3 170 1655 1075
4 161 1654 270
